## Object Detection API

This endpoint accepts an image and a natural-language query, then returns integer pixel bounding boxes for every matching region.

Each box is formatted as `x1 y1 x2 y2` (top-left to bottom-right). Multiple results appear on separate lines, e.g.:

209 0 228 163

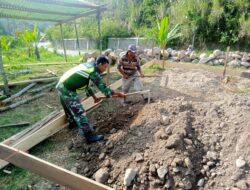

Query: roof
0 0 107 24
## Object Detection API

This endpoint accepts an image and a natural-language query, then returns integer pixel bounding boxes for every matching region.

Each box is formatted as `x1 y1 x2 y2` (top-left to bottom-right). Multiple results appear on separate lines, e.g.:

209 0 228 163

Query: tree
157 16 181 68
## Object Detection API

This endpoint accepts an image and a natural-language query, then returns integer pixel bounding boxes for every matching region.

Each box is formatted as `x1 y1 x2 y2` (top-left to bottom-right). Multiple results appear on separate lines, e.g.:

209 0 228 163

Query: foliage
157 16 181 67
0 36 12 63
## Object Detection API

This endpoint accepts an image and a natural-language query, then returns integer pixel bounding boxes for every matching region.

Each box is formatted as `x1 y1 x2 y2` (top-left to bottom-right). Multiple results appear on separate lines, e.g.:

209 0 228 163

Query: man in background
117 44 147 105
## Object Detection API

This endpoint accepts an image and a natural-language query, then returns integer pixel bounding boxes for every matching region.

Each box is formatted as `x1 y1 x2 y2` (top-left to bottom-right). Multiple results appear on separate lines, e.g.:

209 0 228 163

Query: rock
134 153 144 162
207 161 215 167
103 48 112 56
199 57 214 64
206 151 218 160
94 168 109 183
241 62 250 68
236 158 246 168
149 164 156 174
166 134 182 148
157 166 168 180
228 60 241 67
231 53 242 59
99 152 106 160
124 168 137 187
199 53 208 59
154 130 163 141
213 49 221 57
184 138 193 145
190 51 198 60
164 126 172 135
70 167 77 173
164 179 171 188
103 159 111 167
184 158 193 169
161 115 170 125
83 167 90 174
110 128 117 134
236 180 249 190
197 178 205 187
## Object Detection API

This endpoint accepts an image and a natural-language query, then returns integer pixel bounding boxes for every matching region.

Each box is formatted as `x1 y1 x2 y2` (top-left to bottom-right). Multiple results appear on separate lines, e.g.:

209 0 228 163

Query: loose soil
1 62 250 190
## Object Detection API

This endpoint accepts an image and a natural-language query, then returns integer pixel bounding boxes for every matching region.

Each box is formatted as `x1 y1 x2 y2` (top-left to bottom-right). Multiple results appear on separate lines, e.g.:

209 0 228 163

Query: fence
52 38 97 51
52 37 155 51
108 37 155 50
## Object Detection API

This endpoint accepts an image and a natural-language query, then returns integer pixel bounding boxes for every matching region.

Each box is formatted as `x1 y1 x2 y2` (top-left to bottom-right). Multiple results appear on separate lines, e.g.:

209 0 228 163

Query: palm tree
157 16 181 68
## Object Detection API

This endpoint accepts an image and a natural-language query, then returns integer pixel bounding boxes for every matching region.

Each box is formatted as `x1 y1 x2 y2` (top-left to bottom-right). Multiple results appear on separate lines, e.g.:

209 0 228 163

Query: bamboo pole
0 93 46 113
2 83 37 104
0 43 10 96
60 24 68 62
0 122 30 128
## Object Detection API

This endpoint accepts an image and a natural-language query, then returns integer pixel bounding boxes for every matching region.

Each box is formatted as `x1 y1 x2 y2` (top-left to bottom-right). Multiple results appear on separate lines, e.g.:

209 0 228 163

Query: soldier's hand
113 92 125 98
93 96 102 103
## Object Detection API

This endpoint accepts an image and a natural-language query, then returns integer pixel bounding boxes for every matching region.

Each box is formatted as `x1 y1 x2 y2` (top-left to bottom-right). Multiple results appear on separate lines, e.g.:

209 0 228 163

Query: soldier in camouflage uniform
57 56 125 142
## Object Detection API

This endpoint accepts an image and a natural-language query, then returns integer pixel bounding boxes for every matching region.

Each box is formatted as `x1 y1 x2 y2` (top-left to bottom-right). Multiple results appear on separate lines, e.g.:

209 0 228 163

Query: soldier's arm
89 72 113 97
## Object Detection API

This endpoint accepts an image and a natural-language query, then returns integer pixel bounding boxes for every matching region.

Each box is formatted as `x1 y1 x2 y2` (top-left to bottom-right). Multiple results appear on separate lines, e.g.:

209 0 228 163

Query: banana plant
0 36 12 65
31 24 40 60
157 16 181 68
22 30 33 57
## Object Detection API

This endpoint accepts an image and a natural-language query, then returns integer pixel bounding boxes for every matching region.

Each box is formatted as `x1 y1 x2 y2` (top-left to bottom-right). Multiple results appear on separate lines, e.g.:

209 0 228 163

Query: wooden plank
0 60 155 169
0 77 59 87
0 143 112 190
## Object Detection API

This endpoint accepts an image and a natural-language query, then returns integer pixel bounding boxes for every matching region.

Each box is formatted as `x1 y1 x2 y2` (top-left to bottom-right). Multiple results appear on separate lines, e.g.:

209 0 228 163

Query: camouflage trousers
56 83 93 135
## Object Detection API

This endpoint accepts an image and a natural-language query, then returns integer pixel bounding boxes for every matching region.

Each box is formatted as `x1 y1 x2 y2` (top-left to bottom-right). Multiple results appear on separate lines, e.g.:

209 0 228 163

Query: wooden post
222 46 230 78
0 143 112 190
60 24 68 62
0 43 10 96
97 10 102 54
74 22 81 56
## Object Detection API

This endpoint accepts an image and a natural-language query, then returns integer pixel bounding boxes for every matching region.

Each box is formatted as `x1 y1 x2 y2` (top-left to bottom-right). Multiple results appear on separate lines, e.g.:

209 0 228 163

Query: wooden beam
57 7 107 25
0 60 155 169
0 77 59 88
0 143 112 190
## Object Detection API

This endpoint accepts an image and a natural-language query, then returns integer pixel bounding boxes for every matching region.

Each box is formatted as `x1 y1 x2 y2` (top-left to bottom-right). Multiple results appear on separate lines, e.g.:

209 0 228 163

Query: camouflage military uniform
56 62 113 135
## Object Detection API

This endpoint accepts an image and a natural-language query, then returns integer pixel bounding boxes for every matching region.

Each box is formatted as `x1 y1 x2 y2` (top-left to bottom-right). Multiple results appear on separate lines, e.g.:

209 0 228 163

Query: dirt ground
2 62 250 190
39 63 250 190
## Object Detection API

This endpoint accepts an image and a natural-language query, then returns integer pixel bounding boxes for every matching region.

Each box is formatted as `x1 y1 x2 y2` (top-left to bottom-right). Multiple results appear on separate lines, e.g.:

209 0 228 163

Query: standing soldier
57 56 125 142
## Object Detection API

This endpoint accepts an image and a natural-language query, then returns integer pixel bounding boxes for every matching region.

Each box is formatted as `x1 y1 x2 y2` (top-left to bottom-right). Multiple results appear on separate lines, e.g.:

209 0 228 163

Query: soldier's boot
85 132 104 143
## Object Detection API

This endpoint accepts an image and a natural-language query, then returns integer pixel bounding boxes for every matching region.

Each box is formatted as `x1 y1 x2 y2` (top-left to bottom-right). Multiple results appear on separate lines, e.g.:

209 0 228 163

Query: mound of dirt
50 68 250 190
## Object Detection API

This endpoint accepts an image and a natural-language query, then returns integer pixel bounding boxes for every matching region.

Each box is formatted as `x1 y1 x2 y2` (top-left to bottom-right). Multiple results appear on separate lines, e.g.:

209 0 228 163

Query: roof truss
0 0 107 23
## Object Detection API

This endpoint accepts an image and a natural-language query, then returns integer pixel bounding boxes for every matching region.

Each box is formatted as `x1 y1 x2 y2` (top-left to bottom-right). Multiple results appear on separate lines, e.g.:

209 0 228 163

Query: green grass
2 47 80 65
144 63 165 75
